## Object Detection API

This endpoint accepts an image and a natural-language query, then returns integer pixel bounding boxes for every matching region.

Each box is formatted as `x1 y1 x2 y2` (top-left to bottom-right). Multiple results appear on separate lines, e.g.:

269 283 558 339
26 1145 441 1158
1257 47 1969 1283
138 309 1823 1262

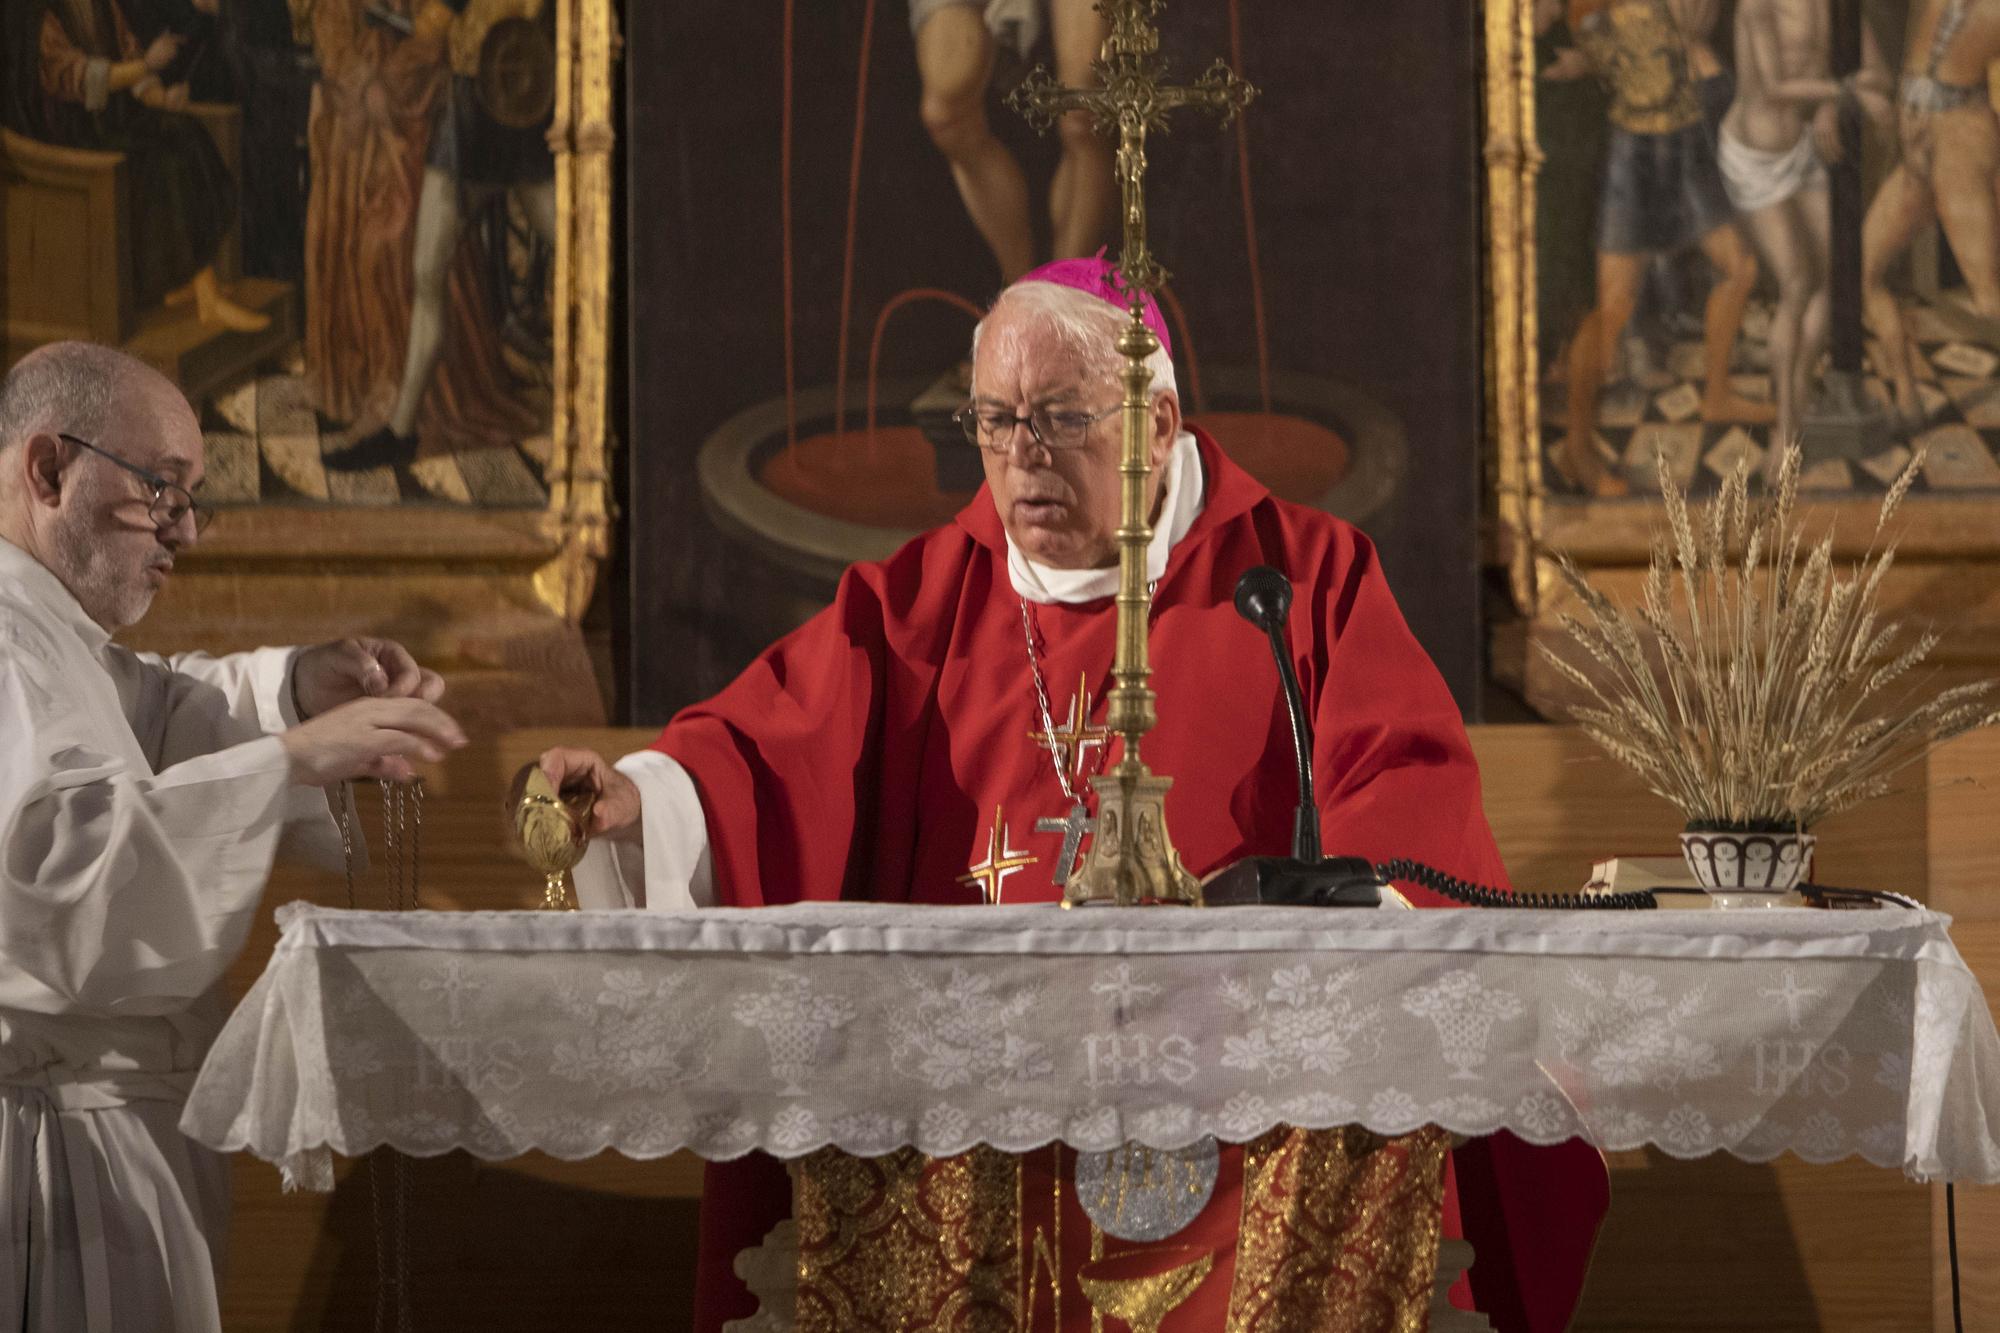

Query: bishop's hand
281 698 467 786
537 747 641 839
293 637 446 719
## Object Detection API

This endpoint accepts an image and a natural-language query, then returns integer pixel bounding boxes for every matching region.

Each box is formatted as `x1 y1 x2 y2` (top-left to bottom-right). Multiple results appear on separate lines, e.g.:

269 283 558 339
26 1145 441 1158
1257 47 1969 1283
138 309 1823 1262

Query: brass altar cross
1009 0 1253 301
1028 672 1112 789
959 805 1040 905
1009 0 1253 906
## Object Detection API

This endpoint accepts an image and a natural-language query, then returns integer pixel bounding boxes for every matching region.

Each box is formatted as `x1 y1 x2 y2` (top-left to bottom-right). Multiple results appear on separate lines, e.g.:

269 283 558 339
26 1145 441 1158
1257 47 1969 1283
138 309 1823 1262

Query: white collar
0 534 110 651
1006 429 1204 605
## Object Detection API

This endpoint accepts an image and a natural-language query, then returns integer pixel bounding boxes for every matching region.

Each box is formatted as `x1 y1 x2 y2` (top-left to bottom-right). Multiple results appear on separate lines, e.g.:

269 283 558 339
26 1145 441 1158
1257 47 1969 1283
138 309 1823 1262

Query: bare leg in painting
1862 101 2000 432
1930 103 2000 315
917 5 1034 283
1048 0 1113 259
388 168 465 442
1863 0 2000 433
1694 222 1776 428
381 174 558 446
1737 186 1831 461
326 166 467 471
1561 252 1645 497
1863 159 1936 429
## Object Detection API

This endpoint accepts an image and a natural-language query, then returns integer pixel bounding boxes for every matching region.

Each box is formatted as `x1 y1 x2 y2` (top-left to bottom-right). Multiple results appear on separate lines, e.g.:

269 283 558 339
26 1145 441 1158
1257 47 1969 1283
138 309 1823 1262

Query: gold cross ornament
1029 672 1113 789
1008 0 1254 302
959 806 1040 905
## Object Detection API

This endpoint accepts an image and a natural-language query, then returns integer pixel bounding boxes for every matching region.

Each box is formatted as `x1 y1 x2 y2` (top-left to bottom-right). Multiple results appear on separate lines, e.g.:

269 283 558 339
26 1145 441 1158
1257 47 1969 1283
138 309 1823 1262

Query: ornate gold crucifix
1008 0 1254 906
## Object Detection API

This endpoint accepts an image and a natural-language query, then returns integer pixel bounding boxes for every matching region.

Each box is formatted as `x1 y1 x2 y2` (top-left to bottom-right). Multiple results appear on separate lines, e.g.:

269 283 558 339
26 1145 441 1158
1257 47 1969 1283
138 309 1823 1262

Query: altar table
182 901 2000 1190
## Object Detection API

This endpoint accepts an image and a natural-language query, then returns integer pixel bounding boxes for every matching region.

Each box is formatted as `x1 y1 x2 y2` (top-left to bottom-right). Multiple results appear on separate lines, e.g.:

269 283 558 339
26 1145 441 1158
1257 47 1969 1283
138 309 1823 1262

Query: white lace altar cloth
181 901 2000 1190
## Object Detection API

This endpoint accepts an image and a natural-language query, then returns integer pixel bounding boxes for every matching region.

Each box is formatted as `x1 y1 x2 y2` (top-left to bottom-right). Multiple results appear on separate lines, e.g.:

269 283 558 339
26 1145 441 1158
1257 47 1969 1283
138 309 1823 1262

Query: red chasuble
657 430 1608 1331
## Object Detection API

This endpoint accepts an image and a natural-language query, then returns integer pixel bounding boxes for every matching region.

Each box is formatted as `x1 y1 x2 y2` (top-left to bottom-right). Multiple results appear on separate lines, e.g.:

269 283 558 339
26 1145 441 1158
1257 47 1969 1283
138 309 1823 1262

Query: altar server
543 260 1607 1331
0 342 465 1332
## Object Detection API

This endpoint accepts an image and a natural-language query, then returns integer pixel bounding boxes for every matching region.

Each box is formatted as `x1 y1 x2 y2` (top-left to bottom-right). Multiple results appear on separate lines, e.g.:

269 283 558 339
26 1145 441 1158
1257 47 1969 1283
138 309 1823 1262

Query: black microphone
1201 566 1381 908
1233 563 1292 631
1233 566 1317 861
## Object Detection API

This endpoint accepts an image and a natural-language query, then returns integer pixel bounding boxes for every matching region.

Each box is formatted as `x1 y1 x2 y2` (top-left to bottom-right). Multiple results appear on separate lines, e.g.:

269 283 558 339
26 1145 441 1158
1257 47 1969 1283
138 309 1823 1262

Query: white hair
0 341 141 455
971 280 1177 398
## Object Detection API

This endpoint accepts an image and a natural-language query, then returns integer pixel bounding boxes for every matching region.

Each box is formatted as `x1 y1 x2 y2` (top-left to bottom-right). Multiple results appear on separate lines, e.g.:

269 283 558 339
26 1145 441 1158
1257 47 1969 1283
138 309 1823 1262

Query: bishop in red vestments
548 259 1608 1331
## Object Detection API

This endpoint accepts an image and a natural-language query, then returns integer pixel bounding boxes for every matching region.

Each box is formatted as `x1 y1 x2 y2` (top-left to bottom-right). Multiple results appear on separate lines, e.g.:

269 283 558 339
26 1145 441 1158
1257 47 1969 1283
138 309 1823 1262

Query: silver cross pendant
1035 802 1095 887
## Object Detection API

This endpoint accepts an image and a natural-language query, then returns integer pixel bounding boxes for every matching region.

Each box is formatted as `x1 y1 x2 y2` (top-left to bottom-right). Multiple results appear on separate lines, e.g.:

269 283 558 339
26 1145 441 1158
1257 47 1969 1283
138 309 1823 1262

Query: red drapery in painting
301 0 538 452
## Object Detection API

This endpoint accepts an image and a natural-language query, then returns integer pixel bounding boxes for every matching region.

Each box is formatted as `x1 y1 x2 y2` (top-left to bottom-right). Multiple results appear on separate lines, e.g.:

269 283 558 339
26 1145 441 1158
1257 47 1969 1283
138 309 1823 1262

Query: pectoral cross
1029 673 1112 790
1036 802 1096 888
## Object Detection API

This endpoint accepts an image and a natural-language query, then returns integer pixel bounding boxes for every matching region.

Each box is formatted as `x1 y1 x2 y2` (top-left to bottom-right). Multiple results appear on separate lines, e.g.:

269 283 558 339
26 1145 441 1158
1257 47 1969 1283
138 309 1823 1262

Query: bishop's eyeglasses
952 403 1122 453
59 433 212 534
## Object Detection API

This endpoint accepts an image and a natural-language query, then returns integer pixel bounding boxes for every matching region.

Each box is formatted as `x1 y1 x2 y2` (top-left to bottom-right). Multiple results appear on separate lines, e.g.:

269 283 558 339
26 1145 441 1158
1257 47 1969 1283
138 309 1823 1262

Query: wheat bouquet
1541 445 1999 837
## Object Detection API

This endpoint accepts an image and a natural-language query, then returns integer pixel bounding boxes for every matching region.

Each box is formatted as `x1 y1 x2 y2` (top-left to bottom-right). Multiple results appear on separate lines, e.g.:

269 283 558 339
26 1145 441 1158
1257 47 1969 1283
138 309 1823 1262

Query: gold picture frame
3 0 619 629
536 0 618 622
1482 0 2000 711
1484 1 2000 590
1484 0 1543 618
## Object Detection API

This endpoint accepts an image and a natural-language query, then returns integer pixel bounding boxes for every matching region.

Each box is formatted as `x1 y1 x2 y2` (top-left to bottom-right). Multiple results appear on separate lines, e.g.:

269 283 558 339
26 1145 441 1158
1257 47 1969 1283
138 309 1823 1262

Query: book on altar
1582 854 1710 907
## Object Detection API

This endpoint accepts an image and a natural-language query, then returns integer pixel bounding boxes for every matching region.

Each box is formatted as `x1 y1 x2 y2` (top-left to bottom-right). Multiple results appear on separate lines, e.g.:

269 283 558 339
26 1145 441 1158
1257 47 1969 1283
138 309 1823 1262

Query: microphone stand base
1201 856 1384 908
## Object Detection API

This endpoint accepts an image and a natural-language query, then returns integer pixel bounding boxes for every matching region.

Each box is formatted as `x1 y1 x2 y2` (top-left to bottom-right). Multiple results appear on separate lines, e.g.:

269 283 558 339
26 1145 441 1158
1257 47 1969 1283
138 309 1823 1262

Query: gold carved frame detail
536 0 618 622
1483 0 1544 619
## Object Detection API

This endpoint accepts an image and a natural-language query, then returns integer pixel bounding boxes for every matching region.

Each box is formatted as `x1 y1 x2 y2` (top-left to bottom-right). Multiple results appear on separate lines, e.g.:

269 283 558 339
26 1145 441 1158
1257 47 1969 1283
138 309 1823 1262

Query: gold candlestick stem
1010 0 1253 906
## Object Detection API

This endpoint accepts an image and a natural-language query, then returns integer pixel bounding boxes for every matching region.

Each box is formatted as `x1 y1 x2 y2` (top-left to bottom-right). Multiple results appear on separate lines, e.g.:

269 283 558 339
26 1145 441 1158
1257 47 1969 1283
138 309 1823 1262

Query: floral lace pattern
1219 964 1386 1082
184 903 2000 1190
886 965 1050 1091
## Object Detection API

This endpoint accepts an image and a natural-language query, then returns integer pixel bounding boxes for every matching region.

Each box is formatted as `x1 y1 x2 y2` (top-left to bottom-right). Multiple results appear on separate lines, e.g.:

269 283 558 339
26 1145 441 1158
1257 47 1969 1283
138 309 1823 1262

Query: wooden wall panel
1466 727 1944 1330
210 726 1997 1329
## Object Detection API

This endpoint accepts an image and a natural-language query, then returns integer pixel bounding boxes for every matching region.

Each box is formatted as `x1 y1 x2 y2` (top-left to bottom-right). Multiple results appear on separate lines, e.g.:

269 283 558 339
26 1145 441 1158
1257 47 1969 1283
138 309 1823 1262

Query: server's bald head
0 342 205 630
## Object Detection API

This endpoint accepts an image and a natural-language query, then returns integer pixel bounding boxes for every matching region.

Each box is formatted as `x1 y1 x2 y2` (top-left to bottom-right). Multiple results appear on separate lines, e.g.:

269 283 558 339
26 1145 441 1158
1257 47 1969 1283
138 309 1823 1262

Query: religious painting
0 0 614 610
1488 0 2000 705
627 0 1492 719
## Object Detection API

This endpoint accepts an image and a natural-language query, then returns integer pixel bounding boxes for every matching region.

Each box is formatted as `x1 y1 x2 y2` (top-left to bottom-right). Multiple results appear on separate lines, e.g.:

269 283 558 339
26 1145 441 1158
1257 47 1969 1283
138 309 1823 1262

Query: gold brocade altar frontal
794 1126 1449 1332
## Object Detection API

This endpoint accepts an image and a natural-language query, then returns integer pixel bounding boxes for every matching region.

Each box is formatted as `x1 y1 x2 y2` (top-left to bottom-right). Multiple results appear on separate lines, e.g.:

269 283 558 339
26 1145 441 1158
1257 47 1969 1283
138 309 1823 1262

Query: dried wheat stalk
1537 443 2000 829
